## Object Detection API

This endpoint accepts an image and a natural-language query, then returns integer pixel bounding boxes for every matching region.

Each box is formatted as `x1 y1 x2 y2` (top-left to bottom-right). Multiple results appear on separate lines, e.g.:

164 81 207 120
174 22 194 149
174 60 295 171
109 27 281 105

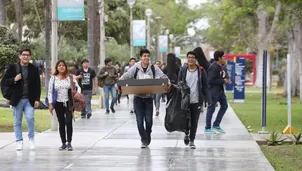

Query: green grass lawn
245 86 284 92
0 108 80 132
227 93 302 133
261 145 302 171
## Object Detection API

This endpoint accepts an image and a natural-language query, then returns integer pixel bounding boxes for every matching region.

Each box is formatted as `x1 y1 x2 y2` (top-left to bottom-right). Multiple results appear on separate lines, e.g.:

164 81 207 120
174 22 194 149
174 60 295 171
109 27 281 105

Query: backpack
1 64 20 100
134 65 155 79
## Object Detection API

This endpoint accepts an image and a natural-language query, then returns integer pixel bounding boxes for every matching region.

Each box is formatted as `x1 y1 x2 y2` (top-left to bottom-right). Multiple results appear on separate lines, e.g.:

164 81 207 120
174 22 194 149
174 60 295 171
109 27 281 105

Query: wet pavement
0 99 274 171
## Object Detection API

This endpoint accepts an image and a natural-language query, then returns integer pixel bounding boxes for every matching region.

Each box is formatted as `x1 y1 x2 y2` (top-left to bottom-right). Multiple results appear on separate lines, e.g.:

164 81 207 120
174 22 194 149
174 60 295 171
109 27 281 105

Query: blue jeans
205 91 228 129
134 97 153 143
13 99 35 142
153 94 161 111
81 90 93 116
103 85 117 110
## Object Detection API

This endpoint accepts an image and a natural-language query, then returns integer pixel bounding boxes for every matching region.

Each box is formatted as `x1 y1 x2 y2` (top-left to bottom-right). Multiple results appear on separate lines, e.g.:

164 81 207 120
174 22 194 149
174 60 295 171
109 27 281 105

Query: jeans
205 91 228 129
187 103 201 141
103 85 117 110
55 101 73 143
153 94 161 111
134 97 153 143
13 99 35 142
81 90 93 117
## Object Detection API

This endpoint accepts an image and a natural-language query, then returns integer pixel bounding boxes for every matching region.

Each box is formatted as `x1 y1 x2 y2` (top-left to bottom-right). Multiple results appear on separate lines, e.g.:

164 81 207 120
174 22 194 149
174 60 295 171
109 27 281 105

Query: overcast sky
187 0 209 36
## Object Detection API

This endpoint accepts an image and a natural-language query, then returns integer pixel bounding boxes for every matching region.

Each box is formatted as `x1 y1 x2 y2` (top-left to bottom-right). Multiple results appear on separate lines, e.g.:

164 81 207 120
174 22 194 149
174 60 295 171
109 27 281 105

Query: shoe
184 135 189 145
147 134 151 146
59 143 67 151
105 110 110 114
189 141 196 149
213 126 226 133
16 141 23 151
141 143 147 149
87 113 92 119
29 139 36 150
204 129 217 134
156 111 159 116
130 110 134 114
110 107 115 113
67 143 73 151
81 115 86 119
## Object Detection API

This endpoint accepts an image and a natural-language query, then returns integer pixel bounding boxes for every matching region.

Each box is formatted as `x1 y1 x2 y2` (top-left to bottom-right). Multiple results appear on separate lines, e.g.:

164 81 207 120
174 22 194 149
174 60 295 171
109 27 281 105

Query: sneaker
81 115 86 119
59 143 67 151
156 111 159 116
189 141 196 149
213 126 226 133
110 107 115 113
147 134 151 146
184 134 189 145
141 143 147 149
16 141 23 151
204 129 217 134
87 113 92 119
29 139 36 150
105 110 110 114
67 143 73 151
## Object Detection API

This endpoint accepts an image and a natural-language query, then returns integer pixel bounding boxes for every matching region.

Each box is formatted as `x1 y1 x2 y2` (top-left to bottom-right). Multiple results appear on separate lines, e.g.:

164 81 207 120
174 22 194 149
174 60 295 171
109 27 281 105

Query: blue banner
57 0 85 21
225 60 234 92
234 57 245 103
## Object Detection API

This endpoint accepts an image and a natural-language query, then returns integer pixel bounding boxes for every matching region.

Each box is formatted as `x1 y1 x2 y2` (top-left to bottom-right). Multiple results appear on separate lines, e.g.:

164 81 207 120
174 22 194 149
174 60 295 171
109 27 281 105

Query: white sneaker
16 141 23 151
29 139 36 150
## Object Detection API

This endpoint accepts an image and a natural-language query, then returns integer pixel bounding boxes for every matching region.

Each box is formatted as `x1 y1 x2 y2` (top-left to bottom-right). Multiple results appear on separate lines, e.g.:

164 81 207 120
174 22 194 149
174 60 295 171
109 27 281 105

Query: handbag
45 76 57 106
70 75 86 112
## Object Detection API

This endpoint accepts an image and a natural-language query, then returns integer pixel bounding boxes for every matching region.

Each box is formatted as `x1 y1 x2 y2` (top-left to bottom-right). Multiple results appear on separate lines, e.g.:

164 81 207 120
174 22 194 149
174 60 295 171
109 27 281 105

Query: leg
155 94 161 111
103 86 110 111
84 90 93 116
109 86 117 109
80 90 87 118
189 104 201 141
66 108 73 143
23 99 35 140
213 93 228 127
54 102 67 144
117 91 121 103
205 94 219 129
129 95 134 112
13 99 25 142
144 98 154 145
134 97 147 143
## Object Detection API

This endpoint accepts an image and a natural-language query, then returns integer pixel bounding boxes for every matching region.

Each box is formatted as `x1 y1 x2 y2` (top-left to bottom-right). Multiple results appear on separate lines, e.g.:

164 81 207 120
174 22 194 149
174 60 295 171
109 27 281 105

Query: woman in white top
48 60 81 151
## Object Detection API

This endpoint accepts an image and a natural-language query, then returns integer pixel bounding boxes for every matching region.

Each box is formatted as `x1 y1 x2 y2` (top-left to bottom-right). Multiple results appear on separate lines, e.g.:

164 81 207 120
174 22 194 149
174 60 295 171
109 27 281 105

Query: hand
224 79 230 84
115 83 119 90
77 75 83 79
104 72 108 76
49 104 54 115
168 83 171 89
34 101 40 108
14 74 22 82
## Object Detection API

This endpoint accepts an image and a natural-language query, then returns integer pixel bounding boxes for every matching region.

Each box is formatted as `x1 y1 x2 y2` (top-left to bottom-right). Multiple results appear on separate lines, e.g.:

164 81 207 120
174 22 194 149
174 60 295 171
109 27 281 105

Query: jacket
178 65 212 105
207 62 225 94
98 66 117 86
2 63 41 107
119 61 169 98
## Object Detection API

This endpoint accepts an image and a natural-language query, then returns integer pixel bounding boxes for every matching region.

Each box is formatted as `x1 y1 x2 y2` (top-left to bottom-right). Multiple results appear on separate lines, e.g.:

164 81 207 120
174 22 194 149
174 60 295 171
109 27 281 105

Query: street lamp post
169 34 174 53
127 0 136 59
145 8 152 50
155 16 161 61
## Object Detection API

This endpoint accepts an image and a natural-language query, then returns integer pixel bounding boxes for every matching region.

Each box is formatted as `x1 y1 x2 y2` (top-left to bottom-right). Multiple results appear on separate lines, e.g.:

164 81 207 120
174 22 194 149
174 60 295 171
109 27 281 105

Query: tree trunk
0 0 6 26
93 0 100 72
44 0 51 93
87 0 95 70
298 21 302 103
15 0 24 41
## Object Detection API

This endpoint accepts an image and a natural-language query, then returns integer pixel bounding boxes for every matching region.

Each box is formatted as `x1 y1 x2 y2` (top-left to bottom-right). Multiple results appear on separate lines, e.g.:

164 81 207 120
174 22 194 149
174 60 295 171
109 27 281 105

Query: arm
201 69 212 105
154 65 168 79
3 64 17 86
207 66 224 85
92 70 98 90
47 76 54 104
35 67 41 102
73 77 82 93
119 65 136 80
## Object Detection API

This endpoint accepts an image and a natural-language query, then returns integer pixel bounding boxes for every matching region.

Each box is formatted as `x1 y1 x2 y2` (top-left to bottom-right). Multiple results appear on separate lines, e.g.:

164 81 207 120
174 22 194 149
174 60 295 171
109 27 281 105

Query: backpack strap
181 66 188 83
134 67 139 79
151 65 155 79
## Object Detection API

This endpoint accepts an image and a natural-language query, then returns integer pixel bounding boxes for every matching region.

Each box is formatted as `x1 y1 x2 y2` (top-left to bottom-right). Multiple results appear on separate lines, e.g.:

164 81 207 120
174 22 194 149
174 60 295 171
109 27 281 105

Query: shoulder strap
15 64 20 74
200 66 203 76
182 66 188 83
151 65 155 78
134 67 139 79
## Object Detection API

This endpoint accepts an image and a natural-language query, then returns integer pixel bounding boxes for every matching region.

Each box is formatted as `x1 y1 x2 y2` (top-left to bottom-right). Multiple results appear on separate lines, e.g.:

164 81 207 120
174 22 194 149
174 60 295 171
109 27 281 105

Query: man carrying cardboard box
117 49 169 148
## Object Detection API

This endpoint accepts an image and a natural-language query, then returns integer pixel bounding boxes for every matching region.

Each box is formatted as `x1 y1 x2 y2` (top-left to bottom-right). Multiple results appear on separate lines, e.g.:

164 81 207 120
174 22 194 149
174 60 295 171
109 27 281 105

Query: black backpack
1 64 20 100
134 65 155 79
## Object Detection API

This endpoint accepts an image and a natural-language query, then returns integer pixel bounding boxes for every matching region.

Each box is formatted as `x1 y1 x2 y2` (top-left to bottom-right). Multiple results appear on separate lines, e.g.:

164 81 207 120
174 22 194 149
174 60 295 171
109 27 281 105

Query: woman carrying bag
47 60 81 151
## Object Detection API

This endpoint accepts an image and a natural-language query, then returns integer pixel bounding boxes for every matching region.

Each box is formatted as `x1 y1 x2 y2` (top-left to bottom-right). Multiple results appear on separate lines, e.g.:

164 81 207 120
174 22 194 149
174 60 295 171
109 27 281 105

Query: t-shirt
186 69 199 104
76 68 96 90
21 66 29 99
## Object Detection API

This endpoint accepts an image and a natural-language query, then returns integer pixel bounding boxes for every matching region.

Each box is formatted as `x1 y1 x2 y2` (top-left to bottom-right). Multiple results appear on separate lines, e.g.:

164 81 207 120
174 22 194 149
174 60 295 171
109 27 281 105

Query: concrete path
0 99 274 171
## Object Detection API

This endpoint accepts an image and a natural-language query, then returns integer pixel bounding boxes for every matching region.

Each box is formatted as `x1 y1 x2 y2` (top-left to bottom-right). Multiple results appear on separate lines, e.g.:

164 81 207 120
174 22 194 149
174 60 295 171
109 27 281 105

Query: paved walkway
0 99 274 171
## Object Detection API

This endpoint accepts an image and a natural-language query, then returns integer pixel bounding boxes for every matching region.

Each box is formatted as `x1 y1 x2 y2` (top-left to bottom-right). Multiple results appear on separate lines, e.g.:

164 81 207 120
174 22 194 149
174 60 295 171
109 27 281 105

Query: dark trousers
116 90 121 104
187 103 201 141
205 91 228 129
55 101 73 144
134 97 153 143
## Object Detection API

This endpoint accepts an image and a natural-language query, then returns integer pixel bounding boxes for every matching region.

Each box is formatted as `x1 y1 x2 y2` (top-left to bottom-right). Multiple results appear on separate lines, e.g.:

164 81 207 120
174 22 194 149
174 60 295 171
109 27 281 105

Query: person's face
115 64 120 70
57 62 66 73
129 60 135 66
219 56 226 64
187 54 197 66
107 61 112 66
19 51 31 65
140 53 150 65
155 62 161 68
82 62 89 68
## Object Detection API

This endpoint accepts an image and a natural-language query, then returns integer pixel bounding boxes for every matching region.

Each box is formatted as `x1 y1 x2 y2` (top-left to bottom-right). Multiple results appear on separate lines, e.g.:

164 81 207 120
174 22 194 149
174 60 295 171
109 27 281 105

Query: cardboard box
117 79 169 95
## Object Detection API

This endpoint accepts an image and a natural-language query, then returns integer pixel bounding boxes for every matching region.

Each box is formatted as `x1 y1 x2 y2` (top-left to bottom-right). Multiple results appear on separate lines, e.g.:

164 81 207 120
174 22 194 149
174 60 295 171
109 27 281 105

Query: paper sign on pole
174 46 181 57
57 0 85 21
159 35 168 52
133 20 146 46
